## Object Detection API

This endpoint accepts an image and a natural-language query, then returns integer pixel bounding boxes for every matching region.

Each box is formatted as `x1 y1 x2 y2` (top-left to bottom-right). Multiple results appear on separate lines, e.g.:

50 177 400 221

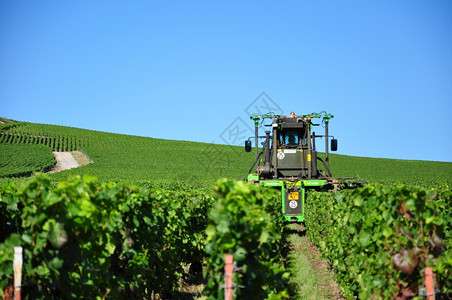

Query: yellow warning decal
288 192 299 200
307 154 311 161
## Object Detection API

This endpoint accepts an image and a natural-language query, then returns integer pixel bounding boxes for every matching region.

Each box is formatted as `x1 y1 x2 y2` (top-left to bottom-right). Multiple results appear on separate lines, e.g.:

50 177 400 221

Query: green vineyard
0 122 103 152
306 185 451 298
0 119 451 299
0 143 56 178
0 120 256 187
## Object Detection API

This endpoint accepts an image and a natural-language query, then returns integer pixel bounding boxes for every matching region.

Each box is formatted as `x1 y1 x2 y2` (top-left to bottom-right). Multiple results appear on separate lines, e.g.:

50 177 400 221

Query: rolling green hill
0 119 451 188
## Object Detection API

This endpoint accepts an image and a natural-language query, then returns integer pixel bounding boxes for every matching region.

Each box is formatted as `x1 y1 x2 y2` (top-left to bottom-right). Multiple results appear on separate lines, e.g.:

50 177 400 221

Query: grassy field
0 120 451 188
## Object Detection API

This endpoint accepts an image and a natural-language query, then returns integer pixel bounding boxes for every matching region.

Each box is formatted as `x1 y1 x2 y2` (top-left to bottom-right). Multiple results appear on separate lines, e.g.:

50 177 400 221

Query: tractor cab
246 112 337 181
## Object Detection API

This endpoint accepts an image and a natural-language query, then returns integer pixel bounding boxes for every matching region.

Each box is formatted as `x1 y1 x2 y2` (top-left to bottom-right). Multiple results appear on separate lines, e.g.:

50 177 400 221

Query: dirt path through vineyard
48 151 91 173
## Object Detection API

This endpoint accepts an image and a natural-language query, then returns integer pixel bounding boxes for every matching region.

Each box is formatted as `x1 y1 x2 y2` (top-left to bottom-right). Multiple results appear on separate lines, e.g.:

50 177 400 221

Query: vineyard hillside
0 119 451 188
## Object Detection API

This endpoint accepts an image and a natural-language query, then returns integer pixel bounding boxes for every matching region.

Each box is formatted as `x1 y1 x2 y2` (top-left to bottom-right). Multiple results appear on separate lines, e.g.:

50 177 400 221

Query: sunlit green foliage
0 174 215 298
204 179 288 299
0 175 290 299
306 185 451 299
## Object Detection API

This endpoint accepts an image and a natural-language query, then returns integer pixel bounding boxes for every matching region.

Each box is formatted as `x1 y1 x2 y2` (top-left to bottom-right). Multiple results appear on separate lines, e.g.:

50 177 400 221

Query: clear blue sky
1 1 451 162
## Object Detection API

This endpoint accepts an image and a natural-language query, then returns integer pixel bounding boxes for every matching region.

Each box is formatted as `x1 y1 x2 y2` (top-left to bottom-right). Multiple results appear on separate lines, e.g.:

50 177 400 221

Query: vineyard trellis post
224 254 234 300
14 246 22 300
424 267 435 300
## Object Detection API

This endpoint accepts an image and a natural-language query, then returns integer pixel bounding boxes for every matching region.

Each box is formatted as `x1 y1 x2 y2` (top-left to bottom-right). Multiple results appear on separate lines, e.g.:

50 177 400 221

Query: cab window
280 130 299 146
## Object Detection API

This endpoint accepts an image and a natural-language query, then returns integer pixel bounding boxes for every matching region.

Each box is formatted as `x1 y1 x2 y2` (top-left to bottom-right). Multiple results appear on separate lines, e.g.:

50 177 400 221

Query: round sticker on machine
289 200 298 209
277 152 285 160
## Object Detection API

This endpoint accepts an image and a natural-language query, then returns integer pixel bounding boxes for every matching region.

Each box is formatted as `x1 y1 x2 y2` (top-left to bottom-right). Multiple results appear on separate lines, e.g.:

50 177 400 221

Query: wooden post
14 247 22 300
224 254 234 300
425 267 435 300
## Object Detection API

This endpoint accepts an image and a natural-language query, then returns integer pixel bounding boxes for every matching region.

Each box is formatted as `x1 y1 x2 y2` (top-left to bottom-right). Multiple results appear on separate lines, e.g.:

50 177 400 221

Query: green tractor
245 111 363 222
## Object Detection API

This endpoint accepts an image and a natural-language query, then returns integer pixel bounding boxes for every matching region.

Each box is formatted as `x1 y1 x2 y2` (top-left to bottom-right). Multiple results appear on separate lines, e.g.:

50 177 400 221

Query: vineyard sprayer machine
245 111 365 222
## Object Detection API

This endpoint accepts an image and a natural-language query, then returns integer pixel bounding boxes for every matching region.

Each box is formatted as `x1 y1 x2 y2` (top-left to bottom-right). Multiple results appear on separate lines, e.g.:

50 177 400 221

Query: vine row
305 184 451 299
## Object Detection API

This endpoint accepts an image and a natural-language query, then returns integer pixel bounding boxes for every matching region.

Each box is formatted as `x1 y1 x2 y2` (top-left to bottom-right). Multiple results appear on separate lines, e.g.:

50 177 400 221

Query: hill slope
0 121 255 187
0 120 451 188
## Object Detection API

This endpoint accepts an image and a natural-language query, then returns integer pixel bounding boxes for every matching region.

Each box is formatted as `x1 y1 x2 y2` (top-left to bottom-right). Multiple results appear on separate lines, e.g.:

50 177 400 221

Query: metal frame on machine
246 112 338 222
